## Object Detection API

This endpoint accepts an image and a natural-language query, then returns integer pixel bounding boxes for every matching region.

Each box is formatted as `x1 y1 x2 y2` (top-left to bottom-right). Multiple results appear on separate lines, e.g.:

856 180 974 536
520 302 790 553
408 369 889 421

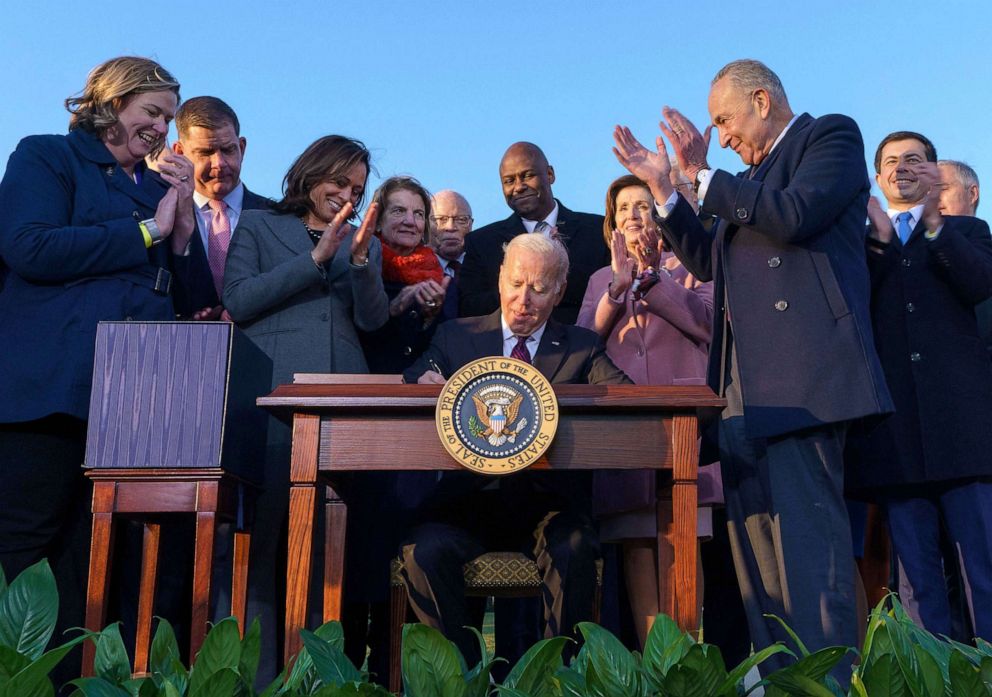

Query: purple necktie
510 335 531 364
207 199 232 299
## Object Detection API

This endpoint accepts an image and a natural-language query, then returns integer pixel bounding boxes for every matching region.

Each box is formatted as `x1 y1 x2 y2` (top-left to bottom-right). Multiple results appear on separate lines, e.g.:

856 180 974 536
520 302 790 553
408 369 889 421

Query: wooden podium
83 321 271 674
258 382 724 663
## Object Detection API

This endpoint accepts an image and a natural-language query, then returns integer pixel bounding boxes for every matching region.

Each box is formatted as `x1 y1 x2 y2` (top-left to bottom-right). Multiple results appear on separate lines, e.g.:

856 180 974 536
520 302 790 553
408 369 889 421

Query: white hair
502 233 569 291
712 59 788 105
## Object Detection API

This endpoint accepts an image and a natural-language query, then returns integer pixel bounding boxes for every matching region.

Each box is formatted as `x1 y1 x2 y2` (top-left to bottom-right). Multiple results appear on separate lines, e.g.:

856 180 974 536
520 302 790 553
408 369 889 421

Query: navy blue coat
847 215 992 491
660 113 893 439
0 129 174 423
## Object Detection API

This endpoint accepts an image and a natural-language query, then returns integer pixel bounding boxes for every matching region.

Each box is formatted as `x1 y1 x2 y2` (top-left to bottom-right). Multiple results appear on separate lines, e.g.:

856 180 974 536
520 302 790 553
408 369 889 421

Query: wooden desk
258 383 724 662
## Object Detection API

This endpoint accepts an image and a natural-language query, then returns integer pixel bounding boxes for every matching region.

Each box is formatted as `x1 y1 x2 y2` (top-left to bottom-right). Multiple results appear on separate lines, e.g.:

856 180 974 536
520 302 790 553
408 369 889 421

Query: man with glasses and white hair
430 189 473 321
613 58 892 678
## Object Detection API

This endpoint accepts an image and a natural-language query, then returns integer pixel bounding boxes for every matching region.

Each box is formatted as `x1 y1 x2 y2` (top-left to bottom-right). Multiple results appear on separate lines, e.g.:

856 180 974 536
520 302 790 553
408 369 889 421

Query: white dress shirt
500 314 546 358
193 182 245 251
521 201 560 235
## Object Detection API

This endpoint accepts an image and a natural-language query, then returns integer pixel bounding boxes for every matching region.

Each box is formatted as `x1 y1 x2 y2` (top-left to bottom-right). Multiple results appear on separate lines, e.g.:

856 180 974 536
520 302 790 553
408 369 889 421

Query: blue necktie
896 211 914 244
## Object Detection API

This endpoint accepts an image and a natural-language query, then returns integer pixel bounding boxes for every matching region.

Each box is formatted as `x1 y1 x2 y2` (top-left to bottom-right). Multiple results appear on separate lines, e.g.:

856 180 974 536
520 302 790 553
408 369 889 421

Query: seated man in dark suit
458 142 609 324
401 233 630 665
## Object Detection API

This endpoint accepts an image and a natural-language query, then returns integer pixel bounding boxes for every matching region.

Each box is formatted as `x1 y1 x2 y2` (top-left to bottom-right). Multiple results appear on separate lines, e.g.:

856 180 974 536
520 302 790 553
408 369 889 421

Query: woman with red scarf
359 175 449 374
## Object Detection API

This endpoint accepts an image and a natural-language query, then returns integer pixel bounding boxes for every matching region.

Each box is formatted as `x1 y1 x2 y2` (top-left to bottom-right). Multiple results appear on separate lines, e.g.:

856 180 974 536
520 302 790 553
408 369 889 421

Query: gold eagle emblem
471 385 528 447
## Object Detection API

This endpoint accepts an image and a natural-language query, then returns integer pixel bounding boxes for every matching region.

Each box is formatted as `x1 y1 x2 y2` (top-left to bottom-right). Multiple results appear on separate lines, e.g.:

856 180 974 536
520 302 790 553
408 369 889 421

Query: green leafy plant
0 560 87 697
400 623 500 697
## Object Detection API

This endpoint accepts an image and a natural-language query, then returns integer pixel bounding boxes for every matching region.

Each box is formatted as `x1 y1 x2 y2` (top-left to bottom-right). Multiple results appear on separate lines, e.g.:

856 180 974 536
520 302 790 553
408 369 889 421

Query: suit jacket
847 215 992 491
223 209 389 389
458 201 608 324
401 311 631 511
660 113 893 439
171 187 272 318
0 129 174 422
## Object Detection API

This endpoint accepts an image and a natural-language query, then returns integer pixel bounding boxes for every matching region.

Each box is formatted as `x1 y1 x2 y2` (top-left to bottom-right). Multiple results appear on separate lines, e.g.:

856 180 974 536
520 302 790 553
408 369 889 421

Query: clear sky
1 0 989 226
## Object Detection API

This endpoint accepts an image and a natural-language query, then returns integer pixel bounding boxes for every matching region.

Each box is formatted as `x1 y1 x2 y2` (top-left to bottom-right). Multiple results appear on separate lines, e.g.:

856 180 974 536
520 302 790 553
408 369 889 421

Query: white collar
194 181 245 212
521 201 560 234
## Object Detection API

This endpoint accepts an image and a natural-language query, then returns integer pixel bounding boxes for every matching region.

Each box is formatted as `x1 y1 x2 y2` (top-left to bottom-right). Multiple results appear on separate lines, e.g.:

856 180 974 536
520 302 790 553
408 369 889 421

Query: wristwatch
139 218 164 246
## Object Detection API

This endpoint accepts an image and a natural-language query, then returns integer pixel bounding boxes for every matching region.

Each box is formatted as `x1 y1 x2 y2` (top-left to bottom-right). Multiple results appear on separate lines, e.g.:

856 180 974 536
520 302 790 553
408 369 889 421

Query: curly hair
65 56 180 134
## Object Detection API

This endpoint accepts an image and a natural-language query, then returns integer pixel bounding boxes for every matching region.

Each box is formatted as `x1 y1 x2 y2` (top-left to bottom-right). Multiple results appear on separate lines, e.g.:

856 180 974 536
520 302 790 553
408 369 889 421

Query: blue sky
2 0 989 225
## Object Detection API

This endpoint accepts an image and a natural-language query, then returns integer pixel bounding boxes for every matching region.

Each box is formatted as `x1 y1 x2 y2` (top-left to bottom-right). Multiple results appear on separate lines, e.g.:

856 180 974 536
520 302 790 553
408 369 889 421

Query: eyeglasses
430 215 473 227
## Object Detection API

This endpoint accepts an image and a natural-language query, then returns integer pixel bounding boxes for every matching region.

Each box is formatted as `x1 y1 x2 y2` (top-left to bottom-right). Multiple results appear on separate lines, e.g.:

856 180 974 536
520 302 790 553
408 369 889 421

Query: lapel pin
551 340 561 346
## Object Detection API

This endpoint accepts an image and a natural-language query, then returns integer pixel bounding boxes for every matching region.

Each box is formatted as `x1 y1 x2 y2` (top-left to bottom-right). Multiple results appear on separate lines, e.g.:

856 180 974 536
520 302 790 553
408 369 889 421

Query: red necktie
510 335 531 364
207 199 232 299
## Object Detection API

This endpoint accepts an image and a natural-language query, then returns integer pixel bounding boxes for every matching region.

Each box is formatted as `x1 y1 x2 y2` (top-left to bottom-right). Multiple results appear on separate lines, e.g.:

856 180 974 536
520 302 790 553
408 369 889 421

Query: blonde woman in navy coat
0 56 193 643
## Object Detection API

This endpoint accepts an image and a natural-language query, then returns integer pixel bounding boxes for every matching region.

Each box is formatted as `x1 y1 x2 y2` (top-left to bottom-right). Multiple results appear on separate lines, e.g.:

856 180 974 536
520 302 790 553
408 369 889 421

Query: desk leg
323 484 347 623
671 414 700 637
231 530 251 637
83 482 117 676
192 509 217 661
134 522 161 675
285 484 316 663
655 490 676 620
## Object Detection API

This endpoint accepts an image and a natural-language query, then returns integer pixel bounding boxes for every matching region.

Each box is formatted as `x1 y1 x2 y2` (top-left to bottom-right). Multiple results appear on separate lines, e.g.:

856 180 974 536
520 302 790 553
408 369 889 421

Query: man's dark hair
175 96 240 138
874 131 937 173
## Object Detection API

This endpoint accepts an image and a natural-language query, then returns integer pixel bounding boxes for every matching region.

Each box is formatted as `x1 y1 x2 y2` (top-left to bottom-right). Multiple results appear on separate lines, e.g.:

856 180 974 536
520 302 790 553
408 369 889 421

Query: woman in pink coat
577 173 717 647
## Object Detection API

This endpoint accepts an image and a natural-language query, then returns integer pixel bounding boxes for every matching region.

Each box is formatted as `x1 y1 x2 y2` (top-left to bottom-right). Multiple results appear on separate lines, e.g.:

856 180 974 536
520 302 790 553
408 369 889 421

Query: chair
387 553 603 693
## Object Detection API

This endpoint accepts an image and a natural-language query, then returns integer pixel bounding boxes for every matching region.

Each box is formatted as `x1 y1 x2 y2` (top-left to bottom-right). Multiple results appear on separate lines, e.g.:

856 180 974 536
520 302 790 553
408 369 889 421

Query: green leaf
913 644 947 696
977 639 992 658
93 624 131 684
553 666 586 697
299 629 363 687
238 617 261 688
576 622 643 697
189 667 238 697
149 618 181 677
719 643 795 695
0 645 29 680
401 624 466 697
313 620 346 652
659 644 727 697
949 650 988 697
764 670 837 696
312 684 394 696
163 681 182 697
0 560 58 659
501 636 569 697
861 654 909 697
0 564 7 597
258 666 288 697
789 646 850 683
765 613 810 657
66 677 131 696
149 618 188 695
981 656 992 689
641 614 693 688
188 617 241 695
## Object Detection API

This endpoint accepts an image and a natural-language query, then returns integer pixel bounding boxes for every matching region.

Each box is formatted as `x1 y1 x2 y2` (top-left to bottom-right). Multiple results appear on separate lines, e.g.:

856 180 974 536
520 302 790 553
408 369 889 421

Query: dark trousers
0 415 89 686
719 415 857 676
886 480 992 640
399 491 599 665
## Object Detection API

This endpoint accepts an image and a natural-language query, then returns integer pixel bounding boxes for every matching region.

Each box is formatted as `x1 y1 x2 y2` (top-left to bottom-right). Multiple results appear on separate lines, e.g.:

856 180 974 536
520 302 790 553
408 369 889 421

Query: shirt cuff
696 168 714 203
655 191 680 220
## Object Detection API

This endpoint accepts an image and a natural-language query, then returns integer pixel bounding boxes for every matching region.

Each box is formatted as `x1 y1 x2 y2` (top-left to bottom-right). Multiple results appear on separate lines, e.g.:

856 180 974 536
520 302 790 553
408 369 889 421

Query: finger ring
179 175 189 182
425 300 437 308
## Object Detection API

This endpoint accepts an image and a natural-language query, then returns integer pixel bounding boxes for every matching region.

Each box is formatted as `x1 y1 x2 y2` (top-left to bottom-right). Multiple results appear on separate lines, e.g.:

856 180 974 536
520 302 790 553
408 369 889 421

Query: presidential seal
436 356 559 475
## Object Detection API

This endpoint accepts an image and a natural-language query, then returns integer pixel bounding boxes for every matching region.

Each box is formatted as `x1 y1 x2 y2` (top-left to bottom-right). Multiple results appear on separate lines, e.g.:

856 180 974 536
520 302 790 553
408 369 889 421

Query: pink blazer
577 254 721 514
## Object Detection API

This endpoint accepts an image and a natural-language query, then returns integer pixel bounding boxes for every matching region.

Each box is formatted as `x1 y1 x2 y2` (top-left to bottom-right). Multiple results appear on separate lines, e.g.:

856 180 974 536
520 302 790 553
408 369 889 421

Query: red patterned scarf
379 240 444 285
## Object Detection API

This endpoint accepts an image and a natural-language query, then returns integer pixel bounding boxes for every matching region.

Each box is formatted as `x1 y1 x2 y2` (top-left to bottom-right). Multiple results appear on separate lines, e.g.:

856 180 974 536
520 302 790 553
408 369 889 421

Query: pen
428 359 445 378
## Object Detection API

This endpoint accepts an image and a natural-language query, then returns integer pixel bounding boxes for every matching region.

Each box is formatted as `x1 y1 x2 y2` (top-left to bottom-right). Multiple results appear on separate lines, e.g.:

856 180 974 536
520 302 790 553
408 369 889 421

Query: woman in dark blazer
223 135 388 681
0 56 193 590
